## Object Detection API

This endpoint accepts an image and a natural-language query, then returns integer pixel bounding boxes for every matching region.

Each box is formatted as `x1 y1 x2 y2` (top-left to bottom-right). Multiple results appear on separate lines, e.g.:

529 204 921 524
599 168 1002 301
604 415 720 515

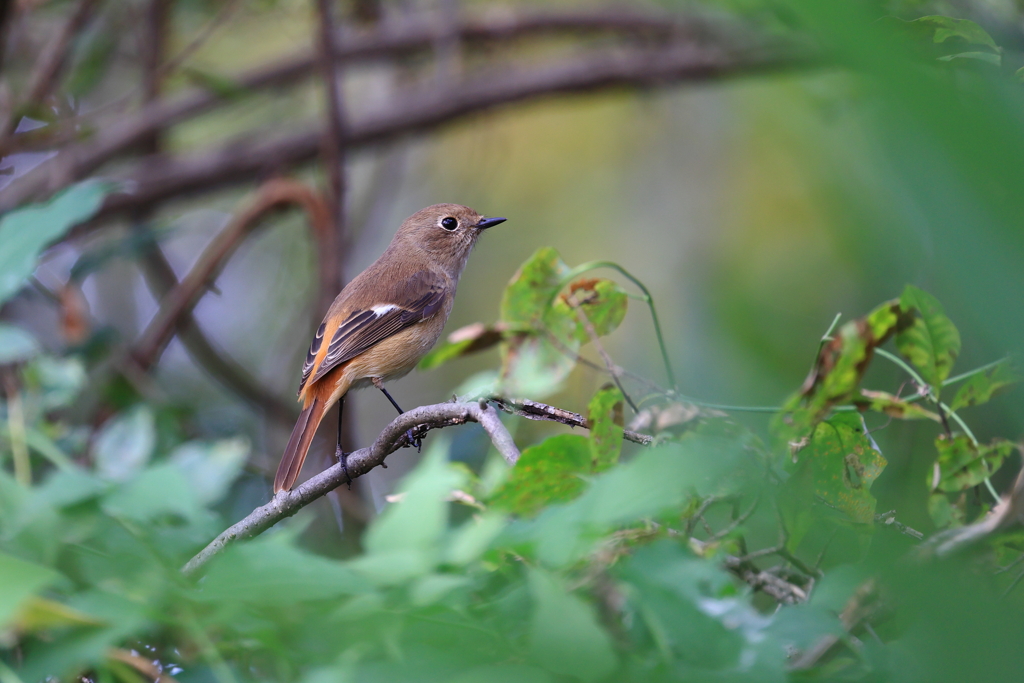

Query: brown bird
273 203 506 493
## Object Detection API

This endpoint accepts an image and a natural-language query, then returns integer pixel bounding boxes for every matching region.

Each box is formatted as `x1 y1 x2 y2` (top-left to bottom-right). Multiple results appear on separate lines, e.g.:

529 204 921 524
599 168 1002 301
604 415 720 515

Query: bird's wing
298 270 448 394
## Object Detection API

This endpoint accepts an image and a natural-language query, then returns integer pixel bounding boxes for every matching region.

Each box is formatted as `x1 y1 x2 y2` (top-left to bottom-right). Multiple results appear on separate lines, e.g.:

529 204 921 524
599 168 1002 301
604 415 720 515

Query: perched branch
488 396 653 445
131 178 331 370
181 399 519 577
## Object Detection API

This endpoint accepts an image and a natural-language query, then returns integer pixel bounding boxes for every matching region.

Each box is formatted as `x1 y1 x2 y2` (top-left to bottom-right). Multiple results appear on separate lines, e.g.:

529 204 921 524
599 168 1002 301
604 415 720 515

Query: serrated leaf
855 390 940 421
932 435 1013 492
774 300 911 443
550 277 628 344
500 247 570 326
489 434 590 516
949 360 1020 411
897 285 961 391
587 384 624 471
790 412 887 524
0 181 112 306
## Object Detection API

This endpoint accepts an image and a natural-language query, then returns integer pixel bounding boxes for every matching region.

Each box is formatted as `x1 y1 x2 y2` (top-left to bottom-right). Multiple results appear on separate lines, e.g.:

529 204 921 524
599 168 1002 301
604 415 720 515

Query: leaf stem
2 375 31 486
942 357 1010 387
556 261 677 391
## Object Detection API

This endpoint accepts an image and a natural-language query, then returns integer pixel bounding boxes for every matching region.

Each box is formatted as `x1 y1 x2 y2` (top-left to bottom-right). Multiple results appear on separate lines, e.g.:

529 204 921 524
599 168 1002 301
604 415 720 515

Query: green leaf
949 360 1021 411
500 247 571 327
351 439 466 585
774 300 910 443
588 384 624 471
100 463 202 522
0 551 61 628
92 406 156 482
911 16 999 52
854 389 940 421
896 285 961 390
789 412 887 525
931 435 1013 492
27 355 87 409
937 51 1001 66
527 567 617 681
198 533 363 604
549 277 629 344
0 181 112 306
418 323 505 371
169 437 249 505
498 333 577 398
489 434 591 516
0 324 39 364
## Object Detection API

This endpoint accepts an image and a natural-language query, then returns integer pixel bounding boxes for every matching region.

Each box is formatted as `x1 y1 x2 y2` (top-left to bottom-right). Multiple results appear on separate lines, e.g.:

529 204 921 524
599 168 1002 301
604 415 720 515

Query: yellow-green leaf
896 285 961 391
949 360 1020 411
587 385 624 472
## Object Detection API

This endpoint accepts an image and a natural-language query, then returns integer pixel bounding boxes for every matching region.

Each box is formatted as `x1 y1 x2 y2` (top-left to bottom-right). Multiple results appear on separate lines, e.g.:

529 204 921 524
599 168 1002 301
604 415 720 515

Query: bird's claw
405 427 424 452
335 444 352 489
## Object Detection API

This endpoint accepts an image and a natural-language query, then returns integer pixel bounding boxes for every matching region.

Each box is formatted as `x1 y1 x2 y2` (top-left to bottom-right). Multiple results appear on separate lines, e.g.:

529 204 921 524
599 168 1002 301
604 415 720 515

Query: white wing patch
371 304 399 316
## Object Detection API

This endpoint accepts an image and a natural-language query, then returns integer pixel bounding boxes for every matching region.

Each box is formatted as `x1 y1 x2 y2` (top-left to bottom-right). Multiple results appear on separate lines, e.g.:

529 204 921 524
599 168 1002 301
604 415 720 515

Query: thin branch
130 178 332 370
15 41 801 227
135 239 298 427
181 400 519 577
488 396 653 446
1 0 100 138
790 579 880 670
721 555 808 605
314 0 349 314
0 7 742 210
565 291 639 412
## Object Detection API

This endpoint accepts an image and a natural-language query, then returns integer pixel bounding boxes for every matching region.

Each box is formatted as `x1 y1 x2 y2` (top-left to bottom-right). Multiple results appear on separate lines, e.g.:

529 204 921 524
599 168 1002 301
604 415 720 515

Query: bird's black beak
475 216 506 230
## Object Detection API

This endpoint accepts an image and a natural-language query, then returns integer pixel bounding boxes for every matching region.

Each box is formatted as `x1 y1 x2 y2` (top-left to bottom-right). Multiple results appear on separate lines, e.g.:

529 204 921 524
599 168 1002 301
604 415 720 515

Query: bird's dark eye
441 216 458 231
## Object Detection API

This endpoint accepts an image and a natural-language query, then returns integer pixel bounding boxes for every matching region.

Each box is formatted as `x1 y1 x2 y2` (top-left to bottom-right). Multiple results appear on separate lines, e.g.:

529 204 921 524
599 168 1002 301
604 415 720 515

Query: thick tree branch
58 41 796 231
0 6 710 204
182 399 519 577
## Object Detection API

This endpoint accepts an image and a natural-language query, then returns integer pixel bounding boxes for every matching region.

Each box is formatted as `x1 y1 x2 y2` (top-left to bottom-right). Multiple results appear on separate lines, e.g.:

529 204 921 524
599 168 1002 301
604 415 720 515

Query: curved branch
181 399 519 577
131 178 332 370
488 396 653 445
0 7 716 210
67 41 799 229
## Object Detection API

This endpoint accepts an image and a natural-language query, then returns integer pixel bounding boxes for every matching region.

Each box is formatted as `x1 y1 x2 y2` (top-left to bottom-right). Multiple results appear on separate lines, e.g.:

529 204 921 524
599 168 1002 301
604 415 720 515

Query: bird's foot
335 444 352 490
405 426 424 452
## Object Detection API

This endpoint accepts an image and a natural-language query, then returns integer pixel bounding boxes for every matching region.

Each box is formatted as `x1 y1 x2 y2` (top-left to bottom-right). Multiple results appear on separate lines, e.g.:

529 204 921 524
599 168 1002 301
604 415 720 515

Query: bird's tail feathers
274 397 327 493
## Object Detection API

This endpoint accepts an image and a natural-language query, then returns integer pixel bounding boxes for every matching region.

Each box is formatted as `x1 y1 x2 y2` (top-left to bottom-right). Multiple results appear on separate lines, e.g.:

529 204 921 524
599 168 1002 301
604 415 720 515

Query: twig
925 464 1024 557
488 396 653 446
874 510 924 541
134 238 299 427
790 579 880 670
0 7 754 211
721 555 808 604
1 0 100 139
28 41 800 228
565 291 639 412
181 400 518 577
130 178 331 370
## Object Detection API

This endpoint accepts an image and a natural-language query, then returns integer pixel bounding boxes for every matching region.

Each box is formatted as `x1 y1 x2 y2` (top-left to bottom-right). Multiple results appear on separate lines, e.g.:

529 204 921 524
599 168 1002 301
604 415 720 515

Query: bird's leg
336 397 351 488
372 377 423 451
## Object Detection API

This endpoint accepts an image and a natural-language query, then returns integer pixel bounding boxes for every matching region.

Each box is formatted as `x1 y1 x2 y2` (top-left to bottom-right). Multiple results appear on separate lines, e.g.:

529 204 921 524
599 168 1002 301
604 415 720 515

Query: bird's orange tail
274 397 328 493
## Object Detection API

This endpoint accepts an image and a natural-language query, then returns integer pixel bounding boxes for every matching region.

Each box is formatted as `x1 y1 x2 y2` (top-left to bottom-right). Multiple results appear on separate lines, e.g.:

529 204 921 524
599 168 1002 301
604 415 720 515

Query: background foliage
3 0 1024 681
